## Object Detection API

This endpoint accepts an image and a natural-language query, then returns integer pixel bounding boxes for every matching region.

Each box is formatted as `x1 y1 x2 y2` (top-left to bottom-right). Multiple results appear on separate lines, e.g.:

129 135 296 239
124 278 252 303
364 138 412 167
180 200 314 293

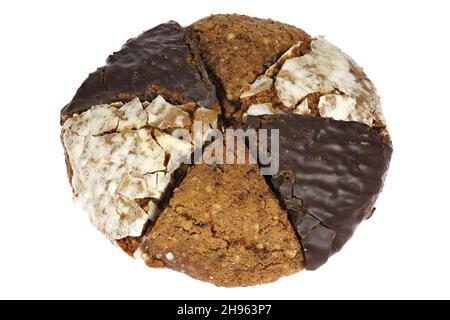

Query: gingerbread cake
60 14 393 286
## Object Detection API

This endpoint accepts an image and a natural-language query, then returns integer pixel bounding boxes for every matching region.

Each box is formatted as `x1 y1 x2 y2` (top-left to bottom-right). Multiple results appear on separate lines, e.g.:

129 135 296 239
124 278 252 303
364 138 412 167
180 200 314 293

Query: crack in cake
60 14 393 286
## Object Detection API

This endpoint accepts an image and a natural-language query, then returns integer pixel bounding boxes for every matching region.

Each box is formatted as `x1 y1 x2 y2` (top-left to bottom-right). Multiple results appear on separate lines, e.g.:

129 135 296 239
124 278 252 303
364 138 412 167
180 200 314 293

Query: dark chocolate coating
247 114 392 270
61 21 216 116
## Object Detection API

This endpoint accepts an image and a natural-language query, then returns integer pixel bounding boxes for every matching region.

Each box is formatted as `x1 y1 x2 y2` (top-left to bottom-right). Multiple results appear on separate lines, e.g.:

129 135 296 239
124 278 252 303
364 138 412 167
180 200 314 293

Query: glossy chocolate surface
61 21 216 116
247 114 392 269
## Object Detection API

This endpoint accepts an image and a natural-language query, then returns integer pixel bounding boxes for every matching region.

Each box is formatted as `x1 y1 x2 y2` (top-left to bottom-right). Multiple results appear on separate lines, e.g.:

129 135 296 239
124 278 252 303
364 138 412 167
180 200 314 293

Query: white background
0 0 449 300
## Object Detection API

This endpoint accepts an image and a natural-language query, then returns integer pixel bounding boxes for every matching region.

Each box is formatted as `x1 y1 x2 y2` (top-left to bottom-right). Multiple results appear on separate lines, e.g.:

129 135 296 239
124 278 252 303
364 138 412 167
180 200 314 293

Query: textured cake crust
142 148 302 287
189 14 310 120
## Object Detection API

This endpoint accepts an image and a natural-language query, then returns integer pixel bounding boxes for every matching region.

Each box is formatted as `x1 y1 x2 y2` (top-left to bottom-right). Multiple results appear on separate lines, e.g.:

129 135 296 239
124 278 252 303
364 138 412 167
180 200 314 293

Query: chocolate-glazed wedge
60 21 220 253
247 114 392 269
61 21 217 120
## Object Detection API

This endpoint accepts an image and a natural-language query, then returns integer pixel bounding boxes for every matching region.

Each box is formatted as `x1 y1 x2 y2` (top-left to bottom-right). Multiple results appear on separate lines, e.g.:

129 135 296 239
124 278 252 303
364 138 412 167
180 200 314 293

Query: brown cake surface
142 148 302 287
189 14 310 120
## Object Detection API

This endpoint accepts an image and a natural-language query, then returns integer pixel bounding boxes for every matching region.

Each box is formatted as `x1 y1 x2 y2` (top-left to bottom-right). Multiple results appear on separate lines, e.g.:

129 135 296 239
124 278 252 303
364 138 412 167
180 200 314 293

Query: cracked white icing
245 103 277 117
266 41 305 78
240 76 273 99
318 94 356 121
145 95 190 129
192 107 221 147
241 37 383 126
70 110 90 136
154 130 193 172
275 37 381 125
117 98 147 131
62 97 219 240
89 105 119 135
293 99 310 115
247 103 276 116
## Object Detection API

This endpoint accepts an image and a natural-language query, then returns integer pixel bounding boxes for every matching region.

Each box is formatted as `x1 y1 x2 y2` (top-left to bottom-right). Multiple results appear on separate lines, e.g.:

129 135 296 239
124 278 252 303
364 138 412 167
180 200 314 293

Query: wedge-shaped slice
142 145 302 287
61 21 217 119
246 113 392 269
62 97 220 244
